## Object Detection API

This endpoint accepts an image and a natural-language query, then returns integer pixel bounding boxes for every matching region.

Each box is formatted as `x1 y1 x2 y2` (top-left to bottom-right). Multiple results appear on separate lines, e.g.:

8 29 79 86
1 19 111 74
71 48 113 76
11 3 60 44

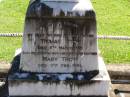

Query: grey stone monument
8 0 110 97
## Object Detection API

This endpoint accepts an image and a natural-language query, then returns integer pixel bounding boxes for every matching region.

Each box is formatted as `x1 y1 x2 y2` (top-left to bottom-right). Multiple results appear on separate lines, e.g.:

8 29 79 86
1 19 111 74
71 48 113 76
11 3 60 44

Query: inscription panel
20 19 98 73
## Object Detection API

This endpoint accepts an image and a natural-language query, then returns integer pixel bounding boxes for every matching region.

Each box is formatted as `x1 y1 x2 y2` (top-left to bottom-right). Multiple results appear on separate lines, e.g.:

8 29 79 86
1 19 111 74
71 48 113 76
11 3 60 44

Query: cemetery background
0 0 129 97
0 0 130 65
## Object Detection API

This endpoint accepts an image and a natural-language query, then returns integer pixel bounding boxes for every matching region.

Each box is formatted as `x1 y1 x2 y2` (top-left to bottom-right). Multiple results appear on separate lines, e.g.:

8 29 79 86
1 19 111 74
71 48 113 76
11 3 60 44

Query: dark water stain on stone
27 0 53 17
8 70 99 87
0 82 8 97
9 54 21 74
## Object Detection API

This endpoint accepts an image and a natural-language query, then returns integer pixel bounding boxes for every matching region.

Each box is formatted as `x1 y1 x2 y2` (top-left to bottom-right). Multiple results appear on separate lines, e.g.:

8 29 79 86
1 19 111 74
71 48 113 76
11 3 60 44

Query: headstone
8 0 110 97
20 0 98 74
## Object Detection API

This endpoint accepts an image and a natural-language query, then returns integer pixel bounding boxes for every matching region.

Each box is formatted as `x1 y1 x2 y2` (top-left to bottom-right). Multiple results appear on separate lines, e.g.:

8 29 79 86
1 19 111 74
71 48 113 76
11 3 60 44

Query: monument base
8 56 110 97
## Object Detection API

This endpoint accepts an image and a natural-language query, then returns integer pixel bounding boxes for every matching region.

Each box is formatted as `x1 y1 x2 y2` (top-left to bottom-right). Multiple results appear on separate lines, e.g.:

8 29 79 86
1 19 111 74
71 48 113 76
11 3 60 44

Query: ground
110 84 130 97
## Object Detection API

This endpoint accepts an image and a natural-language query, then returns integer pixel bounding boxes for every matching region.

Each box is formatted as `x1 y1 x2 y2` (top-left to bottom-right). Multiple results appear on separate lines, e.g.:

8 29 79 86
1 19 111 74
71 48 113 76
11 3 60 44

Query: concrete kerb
107 65 130 80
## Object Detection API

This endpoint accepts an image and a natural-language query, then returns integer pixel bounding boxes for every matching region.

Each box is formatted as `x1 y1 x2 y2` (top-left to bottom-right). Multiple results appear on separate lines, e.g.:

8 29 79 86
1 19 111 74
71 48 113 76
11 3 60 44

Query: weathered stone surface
8 56 110 96
20 0 99 74
9 80 108 96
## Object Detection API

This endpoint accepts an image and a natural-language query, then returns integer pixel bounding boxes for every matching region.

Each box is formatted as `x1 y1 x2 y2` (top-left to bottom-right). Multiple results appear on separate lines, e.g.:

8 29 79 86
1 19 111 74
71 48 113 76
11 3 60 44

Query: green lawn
98 40 130 64
0 0 29 32
0 37 22 62
93 0 130 36
0 0 130 64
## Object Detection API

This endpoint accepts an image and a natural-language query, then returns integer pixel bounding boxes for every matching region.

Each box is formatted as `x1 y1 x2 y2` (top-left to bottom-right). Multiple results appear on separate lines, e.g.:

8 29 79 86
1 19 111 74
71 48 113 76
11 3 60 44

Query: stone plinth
8 56 110 97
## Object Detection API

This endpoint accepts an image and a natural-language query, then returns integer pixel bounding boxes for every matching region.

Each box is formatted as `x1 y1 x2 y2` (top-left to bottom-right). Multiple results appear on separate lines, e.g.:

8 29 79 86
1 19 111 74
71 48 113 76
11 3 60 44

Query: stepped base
8 56 110 97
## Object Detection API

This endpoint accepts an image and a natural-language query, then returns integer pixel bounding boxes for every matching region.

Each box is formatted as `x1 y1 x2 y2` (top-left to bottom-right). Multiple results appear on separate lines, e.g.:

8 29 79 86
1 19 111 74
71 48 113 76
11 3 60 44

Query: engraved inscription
21 19 97 72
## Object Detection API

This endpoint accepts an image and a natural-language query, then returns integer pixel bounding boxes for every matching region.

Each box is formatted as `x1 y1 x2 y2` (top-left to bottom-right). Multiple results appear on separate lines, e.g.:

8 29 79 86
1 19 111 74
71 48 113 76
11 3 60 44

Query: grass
0 37 22 62
98 40 130 64
93 0 130 36
0 0 130 64
0 0 29 63
0 0 29 32
94 0 130 64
